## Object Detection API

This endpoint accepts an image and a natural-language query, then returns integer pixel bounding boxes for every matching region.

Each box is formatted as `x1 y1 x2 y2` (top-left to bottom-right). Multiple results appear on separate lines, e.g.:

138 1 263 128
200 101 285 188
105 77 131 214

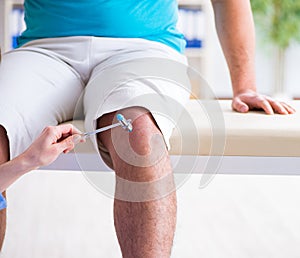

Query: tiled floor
2 171 300 258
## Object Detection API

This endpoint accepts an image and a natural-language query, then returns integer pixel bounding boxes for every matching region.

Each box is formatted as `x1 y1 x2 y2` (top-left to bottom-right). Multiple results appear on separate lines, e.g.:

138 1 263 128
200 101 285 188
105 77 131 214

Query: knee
128 113 163 156
110 108 168 168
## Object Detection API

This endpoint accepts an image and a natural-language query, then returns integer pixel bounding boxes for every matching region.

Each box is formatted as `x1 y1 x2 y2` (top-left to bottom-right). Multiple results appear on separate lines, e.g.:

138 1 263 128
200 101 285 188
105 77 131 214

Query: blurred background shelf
0 0 23 51
177 0 214 98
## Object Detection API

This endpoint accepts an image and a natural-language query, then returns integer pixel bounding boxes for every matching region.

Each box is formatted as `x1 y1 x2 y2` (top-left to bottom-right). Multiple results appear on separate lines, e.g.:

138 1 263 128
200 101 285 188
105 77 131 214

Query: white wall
285 44 300 97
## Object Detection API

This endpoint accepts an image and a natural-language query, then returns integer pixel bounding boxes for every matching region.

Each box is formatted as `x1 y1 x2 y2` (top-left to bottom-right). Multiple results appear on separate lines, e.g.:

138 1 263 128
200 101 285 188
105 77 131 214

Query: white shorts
0 36 191 167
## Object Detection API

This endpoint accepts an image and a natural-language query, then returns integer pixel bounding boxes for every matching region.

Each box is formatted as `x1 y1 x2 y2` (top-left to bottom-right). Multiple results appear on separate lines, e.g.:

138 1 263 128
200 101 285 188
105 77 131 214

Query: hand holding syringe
0 114 133 205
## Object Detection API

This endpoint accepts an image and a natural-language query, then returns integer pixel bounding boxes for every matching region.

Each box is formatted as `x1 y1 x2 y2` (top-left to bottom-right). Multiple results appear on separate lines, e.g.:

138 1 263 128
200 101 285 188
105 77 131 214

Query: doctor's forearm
0 154 35 192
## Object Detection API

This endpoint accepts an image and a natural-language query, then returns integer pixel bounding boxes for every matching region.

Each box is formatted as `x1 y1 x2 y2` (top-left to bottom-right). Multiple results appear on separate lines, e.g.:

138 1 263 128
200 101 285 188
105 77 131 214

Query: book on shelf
177 6 205 49
10 6 26 49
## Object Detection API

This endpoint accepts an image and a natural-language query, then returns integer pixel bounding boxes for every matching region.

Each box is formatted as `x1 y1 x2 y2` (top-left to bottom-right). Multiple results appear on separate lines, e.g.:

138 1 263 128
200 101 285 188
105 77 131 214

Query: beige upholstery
170 100 300 157
71 100 300 157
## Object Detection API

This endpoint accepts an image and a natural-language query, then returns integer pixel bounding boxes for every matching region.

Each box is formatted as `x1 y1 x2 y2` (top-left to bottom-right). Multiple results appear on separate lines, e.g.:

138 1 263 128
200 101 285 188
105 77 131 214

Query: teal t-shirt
17 0 186 53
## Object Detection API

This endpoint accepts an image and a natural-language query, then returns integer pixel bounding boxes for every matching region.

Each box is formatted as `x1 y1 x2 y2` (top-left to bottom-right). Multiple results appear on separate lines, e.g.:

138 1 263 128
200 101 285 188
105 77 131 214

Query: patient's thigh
0 48 84 158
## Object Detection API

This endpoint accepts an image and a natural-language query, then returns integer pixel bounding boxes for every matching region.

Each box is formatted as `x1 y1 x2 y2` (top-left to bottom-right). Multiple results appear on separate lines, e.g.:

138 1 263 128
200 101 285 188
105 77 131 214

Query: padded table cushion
169 100 300 157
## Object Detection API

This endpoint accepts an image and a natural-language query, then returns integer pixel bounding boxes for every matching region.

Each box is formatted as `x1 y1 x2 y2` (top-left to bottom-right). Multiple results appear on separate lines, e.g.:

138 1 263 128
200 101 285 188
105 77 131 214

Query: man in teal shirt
0 1 294 257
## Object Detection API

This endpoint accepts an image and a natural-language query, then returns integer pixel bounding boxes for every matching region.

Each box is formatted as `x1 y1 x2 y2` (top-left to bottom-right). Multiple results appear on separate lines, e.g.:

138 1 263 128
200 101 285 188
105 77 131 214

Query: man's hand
22 124 83 169
232 90 296 115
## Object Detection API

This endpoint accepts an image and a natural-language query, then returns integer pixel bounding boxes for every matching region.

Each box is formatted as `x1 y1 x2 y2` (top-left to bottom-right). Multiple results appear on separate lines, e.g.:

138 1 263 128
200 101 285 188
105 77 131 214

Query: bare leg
0 126 9 250
98 107 176 258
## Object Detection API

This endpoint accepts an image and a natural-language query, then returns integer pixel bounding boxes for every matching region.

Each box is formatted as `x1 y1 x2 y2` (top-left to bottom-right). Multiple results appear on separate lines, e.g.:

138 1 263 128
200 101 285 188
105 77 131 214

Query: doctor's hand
22 124 83 170
232 90 296 115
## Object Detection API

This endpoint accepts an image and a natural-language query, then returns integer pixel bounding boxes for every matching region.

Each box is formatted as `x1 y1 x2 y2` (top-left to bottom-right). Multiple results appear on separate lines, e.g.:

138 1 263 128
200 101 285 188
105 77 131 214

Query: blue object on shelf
178 6 204 49
186 39 202 48
11 7 26 49
12 36 19 49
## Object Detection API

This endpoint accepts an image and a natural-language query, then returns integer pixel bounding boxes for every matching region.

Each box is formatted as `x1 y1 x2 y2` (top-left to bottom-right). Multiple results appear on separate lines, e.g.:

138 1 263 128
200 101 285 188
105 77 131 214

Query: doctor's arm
0 124 81 194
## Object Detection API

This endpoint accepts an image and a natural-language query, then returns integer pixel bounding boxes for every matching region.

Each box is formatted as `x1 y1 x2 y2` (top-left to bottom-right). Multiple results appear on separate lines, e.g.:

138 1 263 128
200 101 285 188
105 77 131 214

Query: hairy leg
0 126 9 250
98 107 176 258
